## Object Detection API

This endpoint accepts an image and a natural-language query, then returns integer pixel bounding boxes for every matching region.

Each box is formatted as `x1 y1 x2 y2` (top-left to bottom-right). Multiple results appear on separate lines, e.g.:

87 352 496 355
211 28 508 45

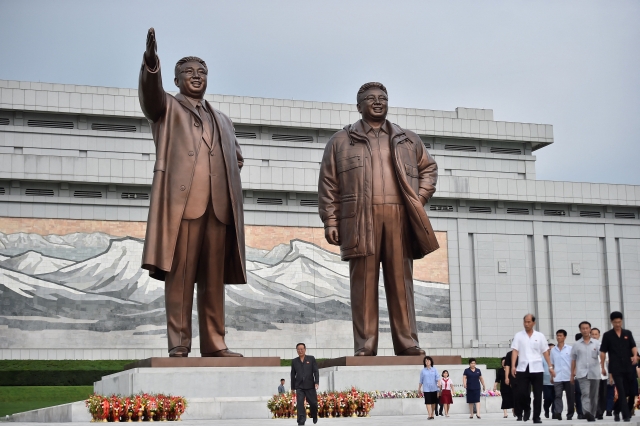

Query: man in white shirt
550 329 574 420
511 313 555 424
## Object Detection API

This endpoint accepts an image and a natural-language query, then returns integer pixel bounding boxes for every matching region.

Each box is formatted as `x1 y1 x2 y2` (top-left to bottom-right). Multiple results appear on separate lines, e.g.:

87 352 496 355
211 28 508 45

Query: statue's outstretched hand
144 28 158 69
325 227 340 246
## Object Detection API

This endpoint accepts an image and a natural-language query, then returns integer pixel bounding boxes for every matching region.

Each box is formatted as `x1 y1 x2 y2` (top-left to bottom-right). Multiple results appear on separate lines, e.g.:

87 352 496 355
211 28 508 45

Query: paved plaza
5 413 640 426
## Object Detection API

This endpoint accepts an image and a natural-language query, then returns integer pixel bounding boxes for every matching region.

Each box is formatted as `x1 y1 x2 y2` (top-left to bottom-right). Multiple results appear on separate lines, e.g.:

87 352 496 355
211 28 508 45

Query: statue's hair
357 82 388 104
175 56 207 78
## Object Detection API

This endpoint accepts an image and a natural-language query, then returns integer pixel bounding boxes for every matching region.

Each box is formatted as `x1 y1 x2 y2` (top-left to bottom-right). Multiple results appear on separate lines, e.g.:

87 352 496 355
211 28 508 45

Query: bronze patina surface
318 82 439 357
138 28 246 358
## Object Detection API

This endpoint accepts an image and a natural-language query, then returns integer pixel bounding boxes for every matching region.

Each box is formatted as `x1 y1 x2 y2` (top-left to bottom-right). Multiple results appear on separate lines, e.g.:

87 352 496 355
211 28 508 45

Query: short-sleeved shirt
511 330 549 373
550 344 573 382
600 328 637 375
571 338 601 380
464 368 482 390
420 367 439 392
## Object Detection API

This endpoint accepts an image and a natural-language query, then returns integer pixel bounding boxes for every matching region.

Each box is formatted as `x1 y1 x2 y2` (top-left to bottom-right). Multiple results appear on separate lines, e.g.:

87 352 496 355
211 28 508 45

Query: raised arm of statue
138 27 167 123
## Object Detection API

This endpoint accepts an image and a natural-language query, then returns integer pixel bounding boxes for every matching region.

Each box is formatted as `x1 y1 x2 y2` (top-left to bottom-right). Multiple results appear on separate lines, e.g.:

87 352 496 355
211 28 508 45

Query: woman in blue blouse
463 358 486 419
418 356 439 420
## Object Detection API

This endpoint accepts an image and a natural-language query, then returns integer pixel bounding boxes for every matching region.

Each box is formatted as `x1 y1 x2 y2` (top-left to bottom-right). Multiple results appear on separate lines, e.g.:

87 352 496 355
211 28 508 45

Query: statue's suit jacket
138 57 246 284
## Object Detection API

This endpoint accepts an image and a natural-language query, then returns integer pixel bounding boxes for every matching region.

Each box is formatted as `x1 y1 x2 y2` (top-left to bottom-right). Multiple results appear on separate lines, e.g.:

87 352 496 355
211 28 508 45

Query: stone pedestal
317 355 461 369
124 356 280 369
94 366 290 398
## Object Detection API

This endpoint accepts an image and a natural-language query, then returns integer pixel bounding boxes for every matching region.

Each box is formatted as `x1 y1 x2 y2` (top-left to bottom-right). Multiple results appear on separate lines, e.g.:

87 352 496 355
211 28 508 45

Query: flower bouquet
85 393 186 422
85 393 110 422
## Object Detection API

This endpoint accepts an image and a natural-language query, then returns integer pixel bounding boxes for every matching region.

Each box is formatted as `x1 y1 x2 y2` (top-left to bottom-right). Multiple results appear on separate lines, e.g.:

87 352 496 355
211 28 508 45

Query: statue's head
174 56 208 99
356 82 388 122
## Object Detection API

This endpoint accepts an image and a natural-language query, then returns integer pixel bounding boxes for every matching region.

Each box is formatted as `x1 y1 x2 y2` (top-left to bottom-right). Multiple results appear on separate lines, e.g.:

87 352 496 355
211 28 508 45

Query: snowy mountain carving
0 233 450 335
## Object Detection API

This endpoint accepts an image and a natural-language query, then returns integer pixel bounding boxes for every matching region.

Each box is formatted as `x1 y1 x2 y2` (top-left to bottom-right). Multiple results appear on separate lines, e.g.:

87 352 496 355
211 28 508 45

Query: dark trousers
517 368 544 420
596 379 608 416
349 205 419 355
296 388 317 425
612 373 635 420
575 379 583 416
553 381 575 417
607 384 615 412
511 375 522 417
165 205 228 354
543 385 555 415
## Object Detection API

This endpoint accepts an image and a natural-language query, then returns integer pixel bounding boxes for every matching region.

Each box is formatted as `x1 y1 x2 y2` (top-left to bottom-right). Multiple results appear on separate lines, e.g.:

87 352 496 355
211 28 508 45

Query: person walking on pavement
505 348 521 419
591 327 610 419
418 356 439 420
494 357 514 418
571 321 601 422
542 343 556 419
463 358 486 419
511 314 555 424
439 370 454 417
550 329 574 420
600 311 638 422
290 343 319 425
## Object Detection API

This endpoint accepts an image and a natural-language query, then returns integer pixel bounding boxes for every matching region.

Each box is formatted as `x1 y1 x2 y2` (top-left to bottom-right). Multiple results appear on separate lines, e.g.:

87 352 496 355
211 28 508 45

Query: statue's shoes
397 346 426 356
169 346 189 357
203 349 243 357
354 349 375 356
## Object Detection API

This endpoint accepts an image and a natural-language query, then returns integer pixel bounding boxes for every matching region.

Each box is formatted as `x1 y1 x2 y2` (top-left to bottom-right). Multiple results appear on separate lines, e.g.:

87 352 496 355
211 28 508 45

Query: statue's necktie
196 103 213 151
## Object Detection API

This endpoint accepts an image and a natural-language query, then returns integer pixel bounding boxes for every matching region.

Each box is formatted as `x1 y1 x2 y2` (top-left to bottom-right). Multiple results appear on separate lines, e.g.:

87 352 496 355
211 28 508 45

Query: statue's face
174 61 208 98
357 87 388 122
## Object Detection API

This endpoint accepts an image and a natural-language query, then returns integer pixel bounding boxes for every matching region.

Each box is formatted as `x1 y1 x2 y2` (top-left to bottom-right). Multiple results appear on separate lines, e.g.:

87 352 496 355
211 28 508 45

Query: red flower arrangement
85 393 187 422
267 387 375 419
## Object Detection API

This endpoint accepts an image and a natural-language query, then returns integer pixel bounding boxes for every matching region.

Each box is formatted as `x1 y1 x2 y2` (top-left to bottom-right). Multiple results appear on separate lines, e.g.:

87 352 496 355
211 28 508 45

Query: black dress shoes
169 346 189 357
524 410 531 421
533 419 542 424
202 348 243 357
398 346 426 356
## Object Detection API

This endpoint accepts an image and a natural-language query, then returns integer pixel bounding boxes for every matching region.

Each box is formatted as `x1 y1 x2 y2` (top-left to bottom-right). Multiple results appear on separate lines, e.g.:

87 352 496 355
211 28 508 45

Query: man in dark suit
291 343 319 425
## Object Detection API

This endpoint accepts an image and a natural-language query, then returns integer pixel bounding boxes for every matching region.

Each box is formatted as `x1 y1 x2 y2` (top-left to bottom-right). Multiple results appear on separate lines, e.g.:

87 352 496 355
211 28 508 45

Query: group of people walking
419 356 487 419
290 311 637 425
495 312 638 423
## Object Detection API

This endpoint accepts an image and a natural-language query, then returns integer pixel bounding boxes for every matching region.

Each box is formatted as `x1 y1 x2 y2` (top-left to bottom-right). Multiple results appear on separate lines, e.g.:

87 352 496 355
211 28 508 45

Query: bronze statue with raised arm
139 28 246 358
318 82 439 356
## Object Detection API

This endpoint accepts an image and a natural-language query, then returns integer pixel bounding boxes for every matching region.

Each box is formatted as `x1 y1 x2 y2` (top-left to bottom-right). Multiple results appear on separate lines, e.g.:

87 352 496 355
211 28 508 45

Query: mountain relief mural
0 230 451 349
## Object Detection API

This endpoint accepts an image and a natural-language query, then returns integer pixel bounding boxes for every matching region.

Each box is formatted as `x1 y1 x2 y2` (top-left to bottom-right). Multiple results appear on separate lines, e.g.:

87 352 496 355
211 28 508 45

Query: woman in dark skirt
494 357 514 418
463 358 486 419
418 356 439 420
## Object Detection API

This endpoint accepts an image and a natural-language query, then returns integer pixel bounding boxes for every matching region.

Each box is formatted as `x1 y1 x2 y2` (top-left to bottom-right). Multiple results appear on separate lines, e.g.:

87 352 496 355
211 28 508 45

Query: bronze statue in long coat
139 28 246 357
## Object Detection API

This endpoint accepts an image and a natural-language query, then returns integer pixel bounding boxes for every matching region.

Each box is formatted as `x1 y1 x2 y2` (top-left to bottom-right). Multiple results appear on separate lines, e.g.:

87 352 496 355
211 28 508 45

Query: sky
0 0 639 185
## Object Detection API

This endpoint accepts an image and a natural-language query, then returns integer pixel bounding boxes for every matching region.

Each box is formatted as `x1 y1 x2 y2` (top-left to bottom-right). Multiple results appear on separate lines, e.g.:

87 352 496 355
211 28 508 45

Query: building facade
0 79 638 360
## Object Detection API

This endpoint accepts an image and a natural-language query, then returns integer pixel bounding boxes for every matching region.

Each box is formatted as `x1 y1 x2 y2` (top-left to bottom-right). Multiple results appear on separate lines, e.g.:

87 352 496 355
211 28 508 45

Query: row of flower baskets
85 393 187 422
267 387 503 419
373 390 501 399
267 388 375 419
